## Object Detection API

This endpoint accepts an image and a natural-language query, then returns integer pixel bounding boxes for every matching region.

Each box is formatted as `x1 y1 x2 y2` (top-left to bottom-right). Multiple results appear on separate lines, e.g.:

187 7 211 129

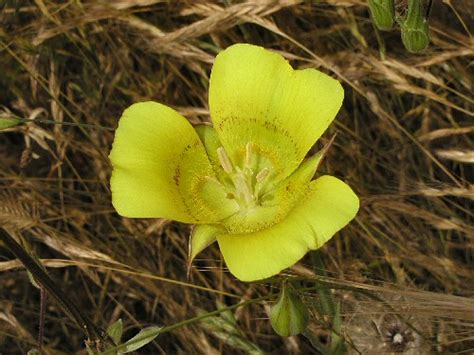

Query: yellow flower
109 44 359 281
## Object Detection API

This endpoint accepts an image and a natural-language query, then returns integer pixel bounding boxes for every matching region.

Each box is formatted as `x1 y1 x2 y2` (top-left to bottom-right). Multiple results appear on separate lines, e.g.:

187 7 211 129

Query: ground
0 1 473 354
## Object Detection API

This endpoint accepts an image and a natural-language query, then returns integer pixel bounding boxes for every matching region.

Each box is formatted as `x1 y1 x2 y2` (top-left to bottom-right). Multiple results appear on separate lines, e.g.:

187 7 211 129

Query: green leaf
199 305 263 354
311 251 335 317
122 326 161 353
216 300 237 326
330 302 347 354
27 269 41 289
106 319 123 345
0 116 22 130
85 345 96 355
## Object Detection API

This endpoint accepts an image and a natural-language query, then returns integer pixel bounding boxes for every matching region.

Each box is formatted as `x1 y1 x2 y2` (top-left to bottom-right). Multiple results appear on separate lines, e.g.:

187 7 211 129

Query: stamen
235 173 255 206
245 142 253 167
256 168 270 183
217 147 233 173
216 142 271 209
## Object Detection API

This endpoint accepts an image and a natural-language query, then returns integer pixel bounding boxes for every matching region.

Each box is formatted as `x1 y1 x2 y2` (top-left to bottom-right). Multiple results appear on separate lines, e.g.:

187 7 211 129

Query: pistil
216 144 272 209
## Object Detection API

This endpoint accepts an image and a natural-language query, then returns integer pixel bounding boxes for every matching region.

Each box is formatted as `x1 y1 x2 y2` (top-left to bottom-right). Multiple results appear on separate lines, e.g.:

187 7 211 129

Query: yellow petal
261 138 333 206
109 102 238 223
209 43 343 182
216 175 359 281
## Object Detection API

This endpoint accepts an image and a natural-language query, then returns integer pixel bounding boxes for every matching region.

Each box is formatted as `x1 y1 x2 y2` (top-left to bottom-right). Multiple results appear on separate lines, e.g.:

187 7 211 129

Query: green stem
6 115 114 131
405 0 425 27
0 228 107 346
311 251 335 316
104 282 368 354
103 294 273 354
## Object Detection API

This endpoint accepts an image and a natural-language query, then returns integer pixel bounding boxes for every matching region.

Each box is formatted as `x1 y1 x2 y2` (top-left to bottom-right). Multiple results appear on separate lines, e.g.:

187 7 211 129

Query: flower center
217 143 272 209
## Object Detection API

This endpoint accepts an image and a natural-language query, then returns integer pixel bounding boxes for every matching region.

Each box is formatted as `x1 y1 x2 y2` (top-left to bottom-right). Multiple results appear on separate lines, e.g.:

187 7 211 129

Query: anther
217 147 233 173
245 142 253 167
256 168 270 183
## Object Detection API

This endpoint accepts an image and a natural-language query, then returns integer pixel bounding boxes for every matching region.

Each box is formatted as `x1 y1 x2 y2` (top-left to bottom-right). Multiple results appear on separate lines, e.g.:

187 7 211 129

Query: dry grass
0 0 473 354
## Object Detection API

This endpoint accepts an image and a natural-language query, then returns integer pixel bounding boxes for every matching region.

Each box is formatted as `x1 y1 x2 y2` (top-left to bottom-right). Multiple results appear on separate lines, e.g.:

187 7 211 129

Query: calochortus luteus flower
109 44 359 282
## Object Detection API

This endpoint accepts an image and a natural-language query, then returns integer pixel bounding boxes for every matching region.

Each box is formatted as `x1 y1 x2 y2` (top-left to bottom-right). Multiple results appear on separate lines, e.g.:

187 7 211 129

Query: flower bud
270 283 309 337
400 0 430 53
368 0 395 31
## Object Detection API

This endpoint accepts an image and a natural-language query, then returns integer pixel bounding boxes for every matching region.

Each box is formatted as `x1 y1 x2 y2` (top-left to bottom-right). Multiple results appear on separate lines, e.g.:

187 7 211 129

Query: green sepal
399 0 430 53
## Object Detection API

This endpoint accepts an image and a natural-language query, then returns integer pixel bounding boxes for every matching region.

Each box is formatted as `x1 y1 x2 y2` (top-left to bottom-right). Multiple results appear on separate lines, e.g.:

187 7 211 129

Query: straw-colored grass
1 1 472 353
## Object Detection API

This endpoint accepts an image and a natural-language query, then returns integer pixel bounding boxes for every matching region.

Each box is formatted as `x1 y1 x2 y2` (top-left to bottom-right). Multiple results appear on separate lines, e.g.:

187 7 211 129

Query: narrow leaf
122 326 161 353
0 116 22 130
106 319 123 345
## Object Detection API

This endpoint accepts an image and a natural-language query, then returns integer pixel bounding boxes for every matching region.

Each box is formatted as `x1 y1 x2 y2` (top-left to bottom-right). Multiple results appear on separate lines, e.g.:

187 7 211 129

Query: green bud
270 283 309 337
368 0 395 31
399 0 430 53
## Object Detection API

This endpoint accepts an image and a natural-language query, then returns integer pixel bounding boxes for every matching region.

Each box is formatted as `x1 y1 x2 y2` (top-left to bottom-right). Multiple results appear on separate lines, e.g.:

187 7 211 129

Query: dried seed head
380 315 416 353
